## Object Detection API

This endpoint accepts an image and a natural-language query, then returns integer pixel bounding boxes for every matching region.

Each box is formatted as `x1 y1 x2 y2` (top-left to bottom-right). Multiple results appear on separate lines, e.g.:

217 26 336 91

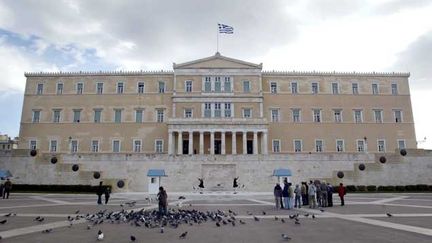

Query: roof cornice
24 70 174 77
173 52 262 69
262 70 410 77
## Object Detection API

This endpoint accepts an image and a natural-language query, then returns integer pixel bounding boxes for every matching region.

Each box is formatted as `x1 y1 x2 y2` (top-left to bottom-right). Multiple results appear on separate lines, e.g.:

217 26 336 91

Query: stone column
253 131 258 155
232 131 237 155
168 130 173 155
177 131 183 155
210 131 215 155
188 131 193 155
199 131 204 154
221 131 226 155
262 131 268 155
243 131 247 154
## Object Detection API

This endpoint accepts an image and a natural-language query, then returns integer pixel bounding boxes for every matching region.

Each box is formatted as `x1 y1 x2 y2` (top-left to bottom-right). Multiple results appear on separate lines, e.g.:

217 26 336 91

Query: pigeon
320 209 325 212
87 225 92 230
254 216 260 222
0 219 7 224
178 196 186 200
179 231 188 239
37 217 45 222
289 215 296 219
216 222 221 227
295 221 300 225
130 235 136 242
281 218 286 223
160 226 164 233
312 214 316 219
239 220 246 224
262 211 267 215
274 216 279 221
247 211 253 215
281 234 292 241
231 221 235 227
386 213 392 217
97 230 104 241
42 228 53 233
4 213 12 217
304 213 309 217
75 210 80 214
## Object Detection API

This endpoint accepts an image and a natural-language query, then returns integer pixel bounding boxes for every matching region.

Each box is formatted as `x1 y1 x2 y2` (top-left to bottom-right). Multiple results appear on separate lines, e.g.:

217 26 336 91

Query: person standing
233 177 239 192
96 181 104 205
288 183 294 209
338 183 346 206
301 182 307 206
273 183 283 210
104 186 111 204
0 181 4 199
308 181 317 209
327 183 333 207
315 181 322 207
294 184 301 208
282 181 289 209
157 186 168 216
321 182 328 207
3 179 12 199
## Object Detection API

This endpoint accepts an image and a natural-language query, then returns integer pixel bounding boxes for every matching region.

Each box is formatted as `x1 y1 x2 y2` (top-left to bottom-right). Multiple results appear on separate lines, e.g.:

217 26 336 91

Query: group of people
96 181 111 205
274 179 346 209
0 178 12 199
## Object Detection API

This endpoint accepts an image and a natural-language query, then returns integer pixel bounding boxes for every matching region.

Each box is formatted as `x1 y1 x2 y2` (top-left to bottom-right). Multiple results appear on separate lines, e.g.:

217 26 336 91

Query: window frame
336 139 345 152
315 139 323 152
270 82 278 94
242 108 252 118
393 109 403 123
70 139 78 153
352 83 359 95
156 109 164 123
291 82 298 94
133 139 142 153
374 109 383 123
311 82 319 94
155 139 164 153
356 139 365 152
270 108 280 122
185 80 193 93
377 139 386 152
158 81 165 93
293 139 302 152
117 82 124 94
372 83 379 95
29 140 37 150
272 139 281 153
243 80 251 93
332 82 339 95
114 109 122 123
91 140 100 152
391 83 398 95
333 109 342 123
184 108 193 118
135 109 144 123
73 109 81 123
53 109 61 123
137 82 145 94
96 82 104 94
50 140 58 153
93 109 102 123
354 109 363 123
37 83 44 95
112 140 121 153
56 82 63 95
313 109 322 123
76 82 84 94
397 139 406 149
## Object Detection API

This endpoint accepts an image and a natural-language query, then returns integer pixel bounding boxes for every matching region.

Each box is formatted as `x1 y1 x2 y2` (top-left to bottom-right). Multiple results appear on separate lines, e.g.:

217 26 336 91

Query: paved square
0 192 431 242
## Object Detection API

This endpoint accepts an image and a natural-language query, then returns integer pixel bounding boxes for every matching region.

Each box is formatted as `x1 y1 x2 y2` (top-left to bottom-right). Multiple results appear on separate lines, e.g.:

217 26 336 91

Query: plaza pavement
0 192 431 242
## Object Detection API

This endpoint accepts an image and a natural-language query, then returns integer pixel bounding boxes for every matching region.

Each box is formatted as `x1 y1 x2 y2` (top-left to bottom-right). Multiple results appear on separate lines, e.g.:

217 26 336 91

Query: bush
395 186 405 192
346 185 357 192
405 185 417 191
366 185 377 192
416 184 428 191
11 184 111 193
357 185 366 192
429 185 432 191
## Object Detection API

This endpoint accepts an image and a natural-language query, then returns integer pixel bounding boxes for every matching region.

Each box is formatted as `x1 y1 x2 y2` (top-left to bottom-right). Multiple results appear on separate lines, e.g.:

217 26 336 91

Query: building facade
19 53 416 155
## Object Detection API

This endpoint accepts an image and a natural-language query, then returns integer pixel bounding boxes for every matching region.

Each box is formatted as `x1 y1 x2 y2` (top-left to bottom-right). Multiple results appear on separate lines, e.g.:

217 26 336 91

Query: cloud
372 0 432 15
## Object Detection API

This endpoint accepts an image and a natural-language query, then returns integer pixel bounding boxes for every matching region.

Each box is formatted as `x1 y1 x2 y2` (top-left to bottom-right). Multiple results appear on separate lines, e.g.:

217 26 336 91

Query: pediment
173 52 262 69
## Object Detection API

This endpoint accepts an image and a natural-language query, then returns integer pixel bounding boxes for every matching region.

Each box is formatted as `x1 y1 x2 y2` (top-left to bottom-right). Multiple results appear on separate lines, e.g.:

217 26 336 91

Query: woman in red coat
338 183 346 206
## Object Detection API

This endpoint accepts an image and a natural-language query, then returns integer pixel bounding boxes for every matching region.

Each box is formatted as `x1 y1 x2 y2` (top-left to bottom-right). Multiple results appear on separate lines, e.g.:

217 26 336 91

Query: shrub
416 184 428 191
395 186 405 192
385 186 395 191
11 184 111 193
357 185 366 192
428 185 432 191
405 185 417 191
346 185 357 192
366 185 377 192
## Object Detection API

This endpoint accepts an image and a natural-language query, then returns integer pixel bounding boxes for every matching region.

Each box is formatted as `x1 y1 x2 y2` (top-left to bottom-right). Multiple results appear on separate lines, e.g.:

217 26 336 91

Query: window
271 109 279 122
243 80 250 93
372 83 379 95
332 83 339 94
53 110 61 123
374 110 383 123
37 83 44 95
294 140 302 152
377 139 386 152
204 77 211 92
354 110 363 123
224 103 232 117
138 82 145 93
214 77 221 92
334 109 342 123
158 81 165 93
204 103 211 118
243 108 252 118
315 140 323 152
214 103 221 117
224 77 231 92
155 139 163 153
291 82 298 94
57 83 63 95
91 140 99 152
312 82 318 94
398 140 406 149
352 83 359 95
313 109 321 123
117 82 124 94
50 140 57 152
30 140 37 150
336 140 344 152
71 140 78 153
184 108 192 118
112 140 120 153
156 109 164 123
270 82 277 94
114 109 122 123
292 109 301 122
94 109 102 123
97 82 104 94
391 83 398 95
272 140 281 153
135 109 143 123
134 140 142 152
73 109 81 123
357 140 365 152
394 110 402 123
76 83 83 94
32 110 41 123
185 80 192 93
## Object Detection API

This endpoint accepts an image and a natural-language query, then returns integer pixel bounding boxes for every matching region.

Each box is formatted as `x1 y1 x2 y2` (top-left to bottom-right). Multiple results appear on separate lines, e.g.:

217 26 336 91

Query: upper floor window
272 140 281 153
73 109 81 123
315 140 323 152
271 109 279 122
224 103 232 117
294 140 302 152
377 139 386 152
291 82 298 94
398 140 406 149
352 83 359 95
336 140 344 152
155 139 164 153
204 77 211 92
243 108 252 118
135 109 143 123
391 83 398 95
114 109 122 123
133 140 142 153
354 110 363 123
37 83 44 95
185 80 192 93
357 140 365 152
204 103 211 118
214 77 221 92
312 82 318 94
112 140 121 153
292 109 301 122
214 103 222 117
156 109 164 123
332 83 339 94
57 83 63 95
372 83 379 95
224 77 231 92
270 82 277 94
94 109 102 123
138 82 145 93
71 140 78 153
334 109 342 123
30 140 37 150
53 109 61 123
243 80 250 93
91 140 99 152
374 110 383 123
313 109 321 123
32 110 41 123
117 82 124 94
184 108 193 118
394 110 402 123
158 81 165 93
76 83 83 94
50 140 57 152
96 83 104 94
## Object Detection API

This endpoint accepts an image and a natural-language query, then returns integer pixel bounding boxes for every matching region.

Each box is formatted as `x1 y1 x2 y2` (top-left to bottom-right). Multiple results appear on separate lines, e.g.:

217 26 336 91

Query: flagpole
216 23 219 53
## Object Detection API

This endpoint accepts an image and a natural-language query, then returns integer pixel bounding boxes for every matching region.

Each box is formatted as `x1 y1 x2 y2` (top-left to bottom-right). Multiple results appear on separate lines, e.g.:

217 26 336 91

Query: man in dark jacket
157 186 168 216
338 183 346 206
104 186 111 204
3 179 12 199
273 183 283 209
96 181 104 205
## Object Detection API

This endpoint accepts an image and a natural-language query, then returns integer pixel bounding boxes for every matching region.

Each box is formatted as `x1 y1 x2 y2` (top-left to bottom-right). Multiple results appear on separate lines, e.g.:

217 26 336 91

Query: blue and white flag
218 23 234 34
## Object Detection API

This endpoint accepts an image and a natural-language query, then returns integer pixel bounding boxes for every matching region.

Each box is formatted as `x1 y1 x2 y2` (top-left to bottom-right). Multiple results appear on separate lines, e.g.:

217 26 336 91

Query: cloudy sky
0 0 431 148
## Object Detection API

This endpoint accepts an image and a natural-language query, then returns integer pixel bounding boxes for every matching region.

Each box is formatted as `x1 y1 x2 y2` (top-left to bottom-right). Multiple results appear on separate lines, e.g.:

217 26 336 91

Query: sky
0 0 431 149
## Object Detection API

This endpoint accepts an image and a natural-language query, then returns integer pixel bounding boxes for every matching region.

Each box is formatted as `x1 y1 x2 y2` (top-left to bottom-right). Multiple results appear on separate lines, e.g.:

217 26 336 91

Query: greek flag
218 23 234 34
